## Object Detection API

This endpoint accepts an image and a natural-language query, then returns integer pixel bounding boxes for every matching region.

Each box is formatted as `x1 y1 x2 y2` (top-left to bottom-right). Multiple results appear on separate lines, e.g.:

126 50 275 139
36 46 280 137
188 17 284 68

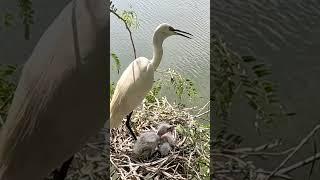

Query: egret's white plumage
0 0 107 179
110 57 154 128
110 23 192 136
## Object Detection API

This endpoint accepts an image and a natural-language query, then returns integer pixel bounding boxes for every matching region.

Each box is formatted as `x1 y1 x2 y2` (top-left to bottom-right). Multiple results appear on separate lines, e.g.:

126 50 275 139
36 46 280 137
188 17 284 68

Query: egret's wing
0 1 73 166
0 1 105 179
110 57 154 128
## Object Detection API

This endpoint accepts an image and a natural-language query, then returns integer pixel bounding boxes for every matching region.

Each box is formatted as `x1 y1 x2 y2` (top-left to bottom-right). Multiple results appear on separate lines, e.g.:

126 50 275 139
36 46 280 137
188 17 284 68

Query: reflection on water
110 0 210 106
215 0 320 178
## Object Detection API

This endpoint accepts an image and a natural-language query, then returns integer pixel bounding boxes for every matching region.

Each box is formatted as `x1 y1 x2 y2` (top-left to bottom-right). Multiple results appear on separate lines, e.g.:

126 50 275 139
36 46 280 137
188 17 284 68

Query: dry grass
110 97 210 180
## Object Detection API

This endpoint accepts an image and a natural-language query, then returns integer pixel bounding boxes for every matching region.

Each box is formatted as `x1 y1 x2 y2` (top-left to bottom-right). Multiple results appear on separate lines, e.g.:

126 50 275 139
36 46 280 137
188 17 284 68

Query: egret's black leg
126 111 137 140
53 156 74 180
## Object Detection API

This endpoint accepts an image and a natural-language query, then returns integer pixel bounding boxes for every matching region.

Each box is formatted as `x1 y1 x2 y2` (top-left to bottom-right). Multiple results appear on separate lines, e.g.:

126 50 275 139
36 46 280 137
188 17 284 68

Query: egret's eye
168 26 175 31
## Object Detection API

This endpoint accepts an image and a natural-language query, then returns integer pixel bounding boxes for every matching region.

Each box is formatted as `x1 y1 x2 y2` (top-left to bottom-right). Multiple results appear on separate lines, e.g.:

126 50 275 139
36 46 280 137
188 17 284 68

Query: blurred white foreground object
0 0 107 179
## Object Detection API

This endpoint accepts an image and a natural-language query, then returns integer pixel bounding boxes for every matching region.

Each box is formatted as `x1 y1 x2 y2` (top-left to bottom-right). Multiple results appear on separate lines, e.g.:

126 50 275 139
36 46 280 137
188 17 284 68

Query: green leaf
120 10 139 29
111 52 121 74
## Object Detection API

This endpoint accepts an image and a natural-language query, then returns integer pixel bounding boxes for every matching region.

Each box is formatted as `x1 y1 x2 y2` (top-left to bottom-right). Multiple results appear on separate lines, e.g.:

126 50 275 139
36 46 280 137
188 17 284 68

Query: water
214 0 320 178
110 0 210 106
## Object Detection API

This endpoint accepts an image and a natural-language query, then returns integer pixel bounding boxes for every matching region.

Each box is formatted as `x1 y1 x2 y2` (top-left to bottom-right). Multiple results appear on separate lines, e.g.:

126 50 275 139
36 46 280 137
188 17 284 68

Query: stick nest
110 97 210 180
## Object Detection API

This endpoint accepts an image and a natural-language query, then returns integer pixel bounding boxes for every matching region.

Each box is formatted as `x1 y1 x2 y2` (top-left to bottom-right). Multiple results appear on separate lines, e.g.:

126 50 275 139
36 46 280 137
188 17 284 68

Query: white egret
133 124 174 159
0 0 107 180
110 23 192 140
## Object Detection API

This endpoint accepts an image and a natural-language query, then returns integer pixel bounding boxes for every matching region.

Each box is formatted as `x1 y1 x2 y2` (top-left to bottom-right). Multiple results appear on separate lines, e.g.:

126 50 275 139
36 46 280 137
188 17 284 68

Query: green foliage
0 64 18 124
18 0 34 40
110 1 139 30
172 75 197 100
176 120 210 178
110 51 121 98
120 10 139 29
164 68 198 101
1 0 34 39
211 33 294 147
2 12 15 27
145 80 162 103
143 68 198 105
111 52 121 74
110 82 115 99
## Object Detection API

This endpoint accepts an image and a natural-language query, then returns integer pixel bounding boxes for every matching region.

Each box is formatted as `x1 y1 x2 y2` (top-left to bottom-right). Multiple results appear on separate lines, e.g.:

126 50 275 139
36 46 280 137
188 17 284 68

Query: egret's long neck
150 34 164 70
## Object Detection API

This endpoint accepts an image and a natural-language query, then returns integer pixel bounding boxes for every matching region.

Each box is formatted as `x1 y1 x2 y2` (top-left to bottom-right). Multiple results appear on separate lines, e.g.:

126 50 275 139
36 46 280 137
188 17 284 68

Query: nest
110 97 210 180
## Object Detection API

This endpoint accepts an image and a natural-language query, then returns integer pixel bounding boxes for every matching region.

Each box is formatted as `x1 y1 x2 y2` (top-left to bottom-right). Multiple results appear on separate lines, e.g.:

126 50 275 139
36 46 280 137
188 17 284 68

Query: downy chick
133 123 174 160
159 132 176 156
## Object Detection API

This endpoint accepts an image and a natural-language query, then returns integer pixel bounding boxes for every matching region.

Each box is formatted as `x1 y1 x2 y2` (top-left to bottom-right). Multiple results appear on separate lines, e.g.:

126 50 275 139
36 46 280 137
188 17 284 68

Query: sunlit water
110 0 210 106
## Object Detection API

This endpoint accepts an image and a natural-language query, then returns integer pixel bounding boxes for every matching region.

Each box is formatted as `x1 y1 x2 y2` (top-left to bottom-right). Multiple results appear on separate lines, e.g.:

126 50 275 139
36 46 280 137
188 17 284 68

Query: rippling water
110 0 210 105
215 0 320 178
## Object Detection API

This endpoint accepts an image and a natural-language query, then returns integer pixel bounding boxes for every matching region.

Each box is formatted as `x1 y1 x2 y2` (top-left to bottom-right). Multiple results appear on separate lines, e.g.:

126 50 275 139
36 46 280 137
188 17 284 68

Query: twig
196 101 210 115
213 153 248 168
213 147 294 158
110 158 125 179
110 9 137 59
193 110 210 119
214 169 292 180
267 124 320 179
277 152 320 175
232 140 282 153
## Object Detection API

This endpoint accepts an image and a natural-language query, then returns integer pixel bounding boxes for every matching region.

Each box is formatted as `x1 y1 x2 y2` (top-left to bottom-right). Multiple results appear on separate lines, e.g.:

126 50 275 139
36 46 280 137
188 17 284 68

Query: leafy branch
0 64 18 126
110 1 137 59
1 0 34 40
211 33 294 141
18 0 34 40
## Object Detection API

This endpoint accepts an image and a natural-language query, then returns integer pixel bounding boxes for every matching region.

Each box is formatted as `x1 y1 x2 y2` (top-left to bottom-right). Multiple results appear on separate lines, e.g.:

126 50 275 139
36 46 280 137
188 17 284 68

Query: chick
160 132 175 146
133 123 174 160
157 123 175 136
159 127 176 157
159 142 171 156
133 131 160 160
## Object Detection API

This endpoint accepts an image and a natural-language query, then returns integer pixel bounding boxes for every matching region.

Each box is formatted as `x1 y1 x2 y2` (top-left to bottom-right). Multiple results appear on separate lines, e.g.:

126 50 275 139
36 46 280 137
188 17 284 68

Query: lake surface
110 0 210 106
214 0 320 179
